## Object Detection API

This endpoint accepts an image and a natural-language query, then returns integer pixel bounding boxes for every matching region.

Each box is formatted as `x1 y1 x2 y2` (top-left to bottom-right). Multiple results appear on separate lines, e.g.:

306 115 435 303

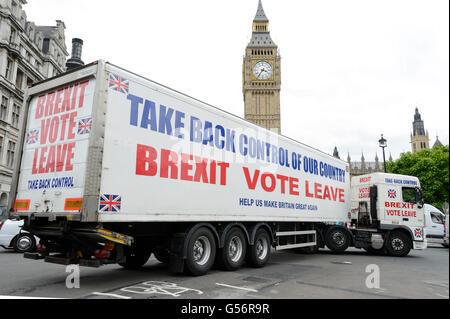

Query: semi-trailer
8 61 427 275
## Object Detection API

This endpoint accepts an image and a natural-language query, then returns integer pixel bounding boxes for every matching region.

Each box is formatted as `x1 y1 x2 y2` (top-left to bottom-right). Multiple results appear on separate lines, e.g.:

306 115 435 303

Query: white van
424 204 445 246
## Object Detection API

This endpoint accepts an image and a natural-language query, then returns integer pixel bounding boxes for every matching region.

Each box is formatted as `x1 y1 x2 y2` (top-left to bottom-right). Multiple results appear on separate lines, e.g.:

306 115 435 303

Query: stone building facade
0 0 68 206
243 0 281 134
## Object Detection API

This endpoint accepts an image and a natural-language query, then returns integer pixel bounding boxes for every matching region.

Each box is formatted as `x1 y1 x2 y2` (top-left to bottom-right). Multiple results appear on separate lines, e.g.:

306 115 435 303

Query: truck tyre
246 229 271 268
218 228 247 271
185 227 216 276
118 246 152 270
325 227 350 253
13 233 36 253
385 231 411 257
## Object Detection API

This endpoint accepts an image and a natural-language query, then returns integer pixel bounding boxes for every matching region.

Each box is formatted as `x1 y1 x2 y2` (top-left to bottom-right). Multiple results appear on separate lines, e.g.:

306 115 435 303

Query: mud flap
168 233 186 273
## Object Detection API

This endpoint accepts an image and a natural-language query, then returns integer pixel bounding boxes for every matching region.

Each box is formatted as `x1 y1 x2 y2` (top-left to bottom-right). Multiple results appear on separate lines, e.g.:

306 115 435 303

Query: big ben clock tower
243 0 281 134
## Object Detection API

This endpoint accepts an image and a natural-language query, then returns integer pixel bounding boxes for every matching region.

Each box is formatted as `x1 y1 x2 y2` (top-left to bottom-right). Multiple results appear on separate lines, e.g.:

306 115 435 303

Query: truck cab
349 173 427 256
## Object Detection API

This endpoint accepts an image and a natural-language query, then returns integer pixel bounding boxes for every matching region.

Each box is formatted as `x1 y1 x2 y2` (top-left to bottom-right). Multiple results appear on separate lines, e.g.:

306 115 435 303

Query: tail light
94 249 110 259
0 220 4 231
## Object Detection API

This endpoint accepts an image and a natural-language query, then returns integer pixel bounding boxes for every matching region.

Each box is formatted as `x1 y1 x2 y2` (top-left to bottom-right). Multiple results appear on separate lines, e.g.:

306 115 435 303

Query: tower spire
254 0 269 22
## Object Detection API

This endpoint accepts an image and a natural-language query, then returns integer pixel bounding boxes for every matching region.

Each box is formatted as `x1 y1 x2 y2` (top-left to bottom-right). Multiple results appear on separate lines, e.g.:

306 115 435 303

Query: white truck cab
349 173 427 256
424 204 446 245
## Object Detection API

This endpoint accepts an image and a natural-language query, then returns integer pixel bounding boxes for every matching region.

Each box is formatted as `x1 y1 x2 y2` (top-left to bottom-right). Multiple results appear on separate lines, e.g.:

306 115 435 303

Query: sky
24 0 449 162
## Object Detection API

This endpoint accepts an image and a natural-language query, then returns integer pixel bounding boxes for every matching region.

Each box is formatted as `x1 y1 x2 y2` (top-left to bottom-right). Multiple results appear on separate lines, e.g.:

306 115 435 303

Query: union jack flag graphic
414 228 422 238
26 129 39 144
109 73 129 94
387 189 397 199
99 194 121 213
78 118 92 135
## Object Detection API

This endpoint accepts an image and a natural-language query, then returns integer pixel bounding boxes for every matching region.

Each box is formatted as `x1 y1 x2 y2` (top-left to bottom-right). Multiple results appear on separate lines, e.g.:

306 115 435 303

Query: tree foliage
386 145 449 211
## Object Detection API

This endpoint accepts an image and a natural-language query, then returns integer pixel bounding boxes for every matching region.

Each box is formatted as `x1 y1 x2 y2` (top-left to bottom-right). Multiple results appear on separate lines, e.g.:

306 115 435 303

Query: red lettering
44 92 55 117
71 83 79 110
136 144 157 176
67 112 77 139
289 177 299 196
59 113 70 141
46 145 56 173
194 156 209 183
181 154 193 181
54 88 64 114
40 118 50 144
77 80 89 108
217 162 229 186
38 147 48 174
314 183 323 199
160 149 178 179
48 117 60 143
36 95 46 119
276 174 288 194
65 142 75 171
323 185 331 201
210 160 216 184
305 180 314 198
261 173 276 192
243 167 260 190
62 85 73 111
32 148 39 174
56 144 68 172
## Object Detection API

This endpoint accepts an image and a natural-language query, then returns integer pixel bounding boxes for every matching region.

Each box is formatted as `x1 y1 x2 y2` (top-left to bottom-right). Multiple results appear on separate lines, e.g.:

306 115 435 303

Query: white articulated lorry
8 61 426 275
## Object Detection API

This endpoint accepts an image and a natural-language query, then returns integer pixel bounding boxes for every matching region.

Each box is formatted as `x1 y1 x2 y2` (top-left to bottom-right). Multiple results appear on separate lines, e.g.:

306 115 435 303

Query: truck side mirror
416 187 424 209
369 186 378 200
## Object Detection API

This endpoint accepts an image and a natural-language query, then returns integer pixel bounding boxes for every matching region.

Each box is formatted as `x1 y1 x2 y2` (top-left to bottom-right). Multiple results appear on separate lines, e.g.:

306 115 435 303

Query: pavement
0 244 448 300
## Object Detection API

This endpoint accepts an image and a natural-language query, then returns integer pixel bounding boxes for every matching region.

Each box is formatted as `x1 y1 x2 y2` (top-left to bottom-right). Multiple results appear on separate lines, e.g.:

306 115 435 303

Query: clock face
253 61 273 80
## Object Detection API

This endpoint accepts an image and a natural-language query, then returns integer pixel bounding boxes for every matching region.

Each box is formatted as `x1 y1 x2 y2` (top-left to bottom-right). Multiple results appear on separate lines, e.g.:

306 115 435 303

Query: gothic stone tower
410 108 430 153
243 0 281 134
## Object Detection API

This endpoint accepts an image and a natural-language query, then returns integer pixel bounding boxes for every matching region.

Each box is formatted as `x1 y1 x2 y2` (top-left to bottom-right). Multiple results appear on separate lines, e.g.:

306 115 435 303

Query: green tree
386 145 449 210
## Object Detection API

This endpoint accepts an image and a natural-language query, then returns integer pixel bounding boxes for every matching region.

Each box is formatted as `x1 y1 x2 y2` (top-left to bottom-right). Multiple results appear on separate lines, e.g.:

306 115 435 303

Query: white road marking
215 283 258 293
91 292 132 299
0 295 63 299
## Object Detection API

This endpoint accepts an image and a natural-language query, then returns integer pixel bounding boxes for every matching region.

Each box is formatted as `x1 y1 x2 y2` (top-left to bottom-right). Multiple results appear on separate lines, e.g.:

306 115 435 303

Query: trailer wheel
325 227 350 253
13 233 36 253
185 227 216 276
246 229 271 268
218 228 247 271
385 231 411 257
118 246 152 270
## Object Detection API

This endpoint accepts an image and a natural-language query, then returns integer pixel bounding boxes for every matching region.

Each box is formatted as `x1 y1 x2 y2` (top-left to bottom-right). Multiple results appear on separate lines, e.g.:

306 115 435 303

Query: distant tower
66 38 85 71
410 108 430 153
333 147 340 159
433 136 443 148
243 0 281 134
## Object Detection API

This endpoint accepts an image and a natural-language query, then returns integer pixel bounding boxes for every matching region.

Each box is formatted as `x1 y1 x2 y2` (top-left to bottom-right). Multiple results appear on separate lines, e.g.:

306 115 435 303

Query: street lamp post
378 134 387 173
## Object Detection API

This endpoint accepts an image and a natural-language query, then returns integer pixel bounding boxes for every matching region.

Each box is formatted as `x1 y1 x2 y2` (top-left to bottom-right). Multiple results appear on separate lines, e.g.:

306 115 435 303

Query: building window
0 136 3 161
16 69 24 89
1 97 9 121
12 104 20 127
5 58 13 80
9 29 16 44
7 141 16 167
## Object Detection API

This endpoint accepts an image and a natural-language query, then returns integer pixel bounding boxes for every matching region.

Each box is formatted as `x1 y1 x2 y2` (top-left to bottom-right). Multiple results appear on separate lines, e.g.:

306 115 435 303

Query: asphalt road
0 245 448 299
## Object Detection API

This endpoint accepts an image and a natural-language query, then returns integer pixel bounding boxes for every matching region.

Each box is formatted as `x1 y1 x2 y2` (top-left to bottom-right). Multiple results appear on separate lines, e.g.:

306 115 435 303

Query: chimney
66 38 85 71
